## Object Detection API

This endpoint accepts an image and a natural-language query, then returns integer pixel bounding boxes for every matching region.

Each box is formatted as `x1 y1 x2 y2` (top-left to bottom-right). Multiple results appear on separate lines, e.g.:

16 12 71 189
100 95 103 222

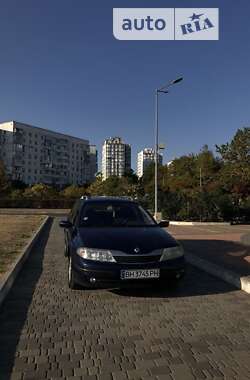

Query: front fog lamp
160 245 184 261
76 248 116 262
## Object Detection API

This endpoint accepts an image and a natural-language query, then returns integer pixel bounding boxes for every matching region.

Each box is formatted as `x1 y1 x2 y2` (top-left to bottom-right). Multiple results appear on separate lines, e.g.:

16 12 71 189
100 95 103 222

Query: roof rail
118 196 134 200
80 195 134 201
102 195 134 200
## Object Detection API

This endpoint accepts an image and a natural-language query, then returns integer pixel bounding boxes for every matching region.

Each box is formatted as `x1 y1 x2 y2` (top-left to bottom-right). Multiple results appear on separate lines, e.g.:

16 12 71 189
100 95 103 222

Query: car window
79 202 156 227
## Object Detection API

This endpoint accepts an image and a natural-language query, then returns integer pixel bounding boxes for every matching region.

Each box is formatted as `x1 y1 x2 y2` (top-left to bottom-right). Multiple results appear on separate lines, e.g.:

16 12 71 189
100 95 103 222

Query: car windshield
79 201 156 227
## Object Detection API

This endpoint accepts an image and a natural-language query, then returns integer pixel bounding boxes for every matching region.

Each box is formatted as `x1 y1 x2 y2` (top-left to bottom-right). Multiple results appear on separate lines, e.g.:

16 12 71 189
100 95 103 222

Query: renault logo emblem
134 247 140 254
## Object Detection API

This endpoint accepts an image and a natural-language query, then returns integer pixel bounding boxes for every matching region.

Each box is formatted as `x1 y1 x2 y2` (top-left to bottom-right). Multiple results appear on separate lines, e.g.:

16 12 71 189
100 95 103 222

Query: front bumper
71 254 186 288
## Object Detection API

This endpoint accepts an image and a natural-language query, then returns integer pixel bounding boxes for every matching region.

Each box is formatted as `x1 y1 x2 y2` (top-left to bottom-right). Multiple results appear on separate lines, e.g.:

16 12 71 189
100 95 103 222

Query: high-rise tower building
137 148 163 178
102 137 131 180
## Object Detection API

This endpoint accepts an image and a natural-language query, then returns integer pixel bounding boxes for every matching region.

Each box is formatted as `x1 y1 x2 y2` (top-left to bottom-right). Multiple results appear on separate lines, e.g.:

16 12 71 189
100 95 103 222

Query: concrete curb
186 251 250 294
0 209 69 216
170 221 230 226
241 234 250 247
0 216 51 308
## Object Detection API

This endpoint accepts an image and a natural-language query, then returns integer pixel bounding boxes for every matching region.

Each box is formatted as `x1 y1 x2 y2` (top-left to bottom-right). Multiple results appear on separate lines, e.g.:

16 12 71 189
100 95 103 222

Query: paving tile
0 219 250 380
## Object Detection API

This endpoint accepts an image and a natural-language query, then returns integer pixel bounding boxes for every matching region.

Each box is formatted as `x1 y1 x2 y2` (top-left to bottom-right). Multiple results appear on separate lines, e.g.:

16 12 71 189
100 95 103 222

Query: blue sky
0 0 249 170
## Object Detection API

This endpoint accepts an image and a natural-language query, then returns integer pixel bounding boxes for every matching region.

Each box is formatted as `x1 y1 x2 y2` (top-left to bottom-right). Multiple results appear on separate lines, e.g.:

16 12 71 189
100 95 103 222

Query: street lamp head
172 77 183 85
158 77 183 92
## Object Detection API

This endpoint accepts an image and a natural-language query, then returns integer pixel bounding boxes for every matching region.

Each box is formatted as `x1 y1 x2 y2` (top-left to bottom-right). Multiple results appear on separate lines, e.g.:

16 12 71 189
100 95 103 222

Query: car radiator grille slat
114 255 161 264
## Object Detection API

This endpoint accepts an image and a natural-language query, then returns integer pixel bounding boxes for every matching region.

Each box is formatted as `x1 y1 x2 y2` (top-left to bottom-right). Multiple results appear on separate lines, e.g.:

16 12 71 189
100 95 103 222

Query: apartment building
137 148 163 178
89 145 98 181
0 121 97 186
102 137 131 180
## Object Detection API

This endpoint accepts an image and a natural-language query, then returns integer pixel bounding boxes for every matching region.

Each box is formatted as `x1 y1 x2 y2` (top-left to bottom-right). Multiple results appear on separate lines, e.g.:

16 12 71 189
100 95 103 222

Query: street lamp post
154 89 159 221
154 77 183 220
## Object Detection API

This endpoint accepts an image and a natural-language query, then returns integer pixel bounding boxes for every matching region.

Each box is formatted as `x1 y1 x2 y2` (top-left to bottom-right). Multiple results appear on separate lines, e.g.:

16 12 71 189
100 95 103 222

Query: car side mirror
158 220 169 228
59 220 73 229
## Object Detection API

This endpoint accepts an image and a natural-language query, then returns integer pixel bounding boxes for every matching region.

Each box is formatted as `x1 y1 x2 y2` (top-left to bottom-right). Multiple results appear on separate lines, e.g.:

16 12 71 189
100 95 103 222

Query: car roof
79 196 137 204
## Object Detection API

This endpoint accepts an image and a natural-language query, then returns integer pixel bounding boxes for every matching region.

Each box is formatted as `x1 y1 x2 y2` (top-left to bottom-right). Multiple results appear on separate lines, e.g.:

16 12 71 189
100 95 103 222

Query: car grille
114 255 161 264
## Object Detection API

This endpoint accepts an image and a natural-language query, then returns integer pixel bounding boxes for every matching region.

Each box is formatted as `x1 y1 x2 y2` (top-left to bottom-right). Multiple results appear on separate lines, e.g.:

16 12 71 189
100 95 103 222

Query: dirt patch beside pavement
0 215 45 279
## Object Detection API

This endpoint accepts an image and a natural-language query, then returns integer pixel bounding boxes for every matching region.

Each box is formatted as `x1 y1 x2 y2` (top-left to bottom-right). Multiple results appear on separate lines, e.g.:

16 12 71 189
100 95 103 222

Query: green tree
23 184 57 199
60 185 86 199
196 145 222 191
87 177 104 196
11 180 27 190
216 128 250 201
123 169 139 185
141 162 155 196
87 175 140 198
216 128 250 163
168 154 197 193
10 189 24 200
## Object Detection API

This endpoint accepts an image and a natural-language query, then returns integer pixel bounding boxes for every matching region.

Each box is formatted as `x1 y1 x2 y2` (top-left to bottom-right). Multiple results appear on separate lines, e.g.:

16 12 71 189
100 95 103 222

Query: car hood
77 227 178 254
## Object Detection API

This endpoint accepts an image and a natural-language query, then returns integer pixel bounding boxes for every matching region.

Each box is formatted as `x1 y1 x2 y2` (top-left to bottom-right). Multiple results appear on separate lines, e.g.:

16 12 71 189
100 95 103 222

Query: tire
68 257 78 289
64 241 69 257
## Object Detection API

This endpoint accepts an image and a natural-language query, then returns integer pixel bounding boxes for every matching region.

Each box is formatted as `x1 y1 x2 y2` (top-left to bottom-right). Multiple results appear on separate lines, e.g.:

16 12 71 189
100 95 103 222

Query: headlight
76 248 116 262
160 245 184 261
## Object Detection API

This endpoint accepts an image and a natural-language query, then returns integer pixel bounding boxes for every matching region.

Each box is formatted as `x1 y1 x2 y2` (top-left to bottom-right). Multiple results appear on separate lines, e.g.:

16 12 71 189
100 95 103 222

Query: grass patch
0 215 45 278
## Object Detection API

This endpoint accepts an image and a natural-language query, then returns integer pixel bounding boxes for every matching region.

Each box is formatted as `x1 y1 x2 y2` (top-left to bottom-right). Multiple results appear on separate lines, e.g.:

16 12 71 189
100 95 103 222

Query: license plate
120 269 160 280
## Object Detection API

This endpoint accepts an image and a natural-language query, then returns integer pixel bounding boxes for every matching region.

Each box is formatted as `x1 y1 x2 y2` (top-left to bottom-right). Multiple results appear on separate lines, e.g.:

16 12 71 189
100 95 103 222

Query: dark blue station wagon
59 197 185 289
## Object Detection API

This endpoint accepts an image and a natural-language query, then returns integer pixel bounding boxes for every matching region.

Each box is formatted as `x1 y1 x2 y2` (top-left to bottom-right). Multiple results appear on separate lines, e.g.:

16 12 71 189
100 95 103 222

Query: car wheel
64 241 69 257
68 257 78 289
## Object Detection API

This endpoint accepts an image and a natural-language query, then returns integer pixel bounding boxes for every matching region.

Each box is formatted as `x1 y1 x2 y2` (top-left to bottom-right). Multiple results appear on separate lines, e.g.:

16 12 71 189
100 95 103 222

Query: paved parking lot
169 224 250 276
1 219 250 380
